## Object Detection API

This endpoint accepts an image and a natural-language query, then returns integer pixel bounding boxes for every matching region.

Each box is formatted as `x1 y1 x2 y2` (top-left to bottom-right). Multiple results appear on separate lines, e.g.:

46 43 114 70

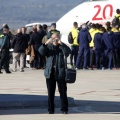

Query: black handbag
65 57 77 83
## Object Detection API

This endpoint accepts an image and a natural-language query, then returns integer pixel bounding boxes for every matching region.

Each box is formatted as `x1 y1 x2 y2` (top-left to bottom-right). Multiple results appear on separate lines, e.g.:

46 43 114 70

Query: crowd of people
0 22 60 73
0 8 120 73
0 9 120 73
70 9 120 70
0 8 120 114
0 22 70 114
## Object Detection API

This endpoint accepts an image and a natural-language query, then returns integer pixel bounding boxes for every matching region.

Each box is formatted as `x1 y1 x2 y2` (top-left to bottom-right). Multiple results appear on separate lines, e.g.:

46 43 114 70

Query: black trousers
0 49 10 72
34 50 44 69
70 46 79 66
46 68 68 112
89 48 95 68
113 49 120 68
24 54 27 67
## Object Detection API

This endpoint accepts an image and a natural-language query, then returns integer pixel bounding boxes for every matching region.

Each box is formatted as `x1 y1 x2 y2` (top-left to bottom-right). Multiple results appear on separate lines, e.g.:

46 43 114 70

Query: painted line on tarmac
78 91 96 95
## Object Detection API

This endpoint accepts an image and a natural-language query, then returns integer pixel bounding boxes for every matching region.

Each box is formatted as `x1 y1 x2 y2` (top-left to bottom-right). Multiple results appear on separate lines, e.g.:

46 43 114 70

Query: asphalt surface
0 64 120 120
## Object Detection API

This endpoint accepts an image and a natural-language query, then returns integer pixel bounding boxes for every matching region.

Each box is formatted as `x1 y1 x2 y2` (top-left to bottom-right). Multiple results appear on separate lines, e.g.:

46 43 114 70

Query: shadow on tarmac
0 94 74 112
0 94 120 115
73 100 120 114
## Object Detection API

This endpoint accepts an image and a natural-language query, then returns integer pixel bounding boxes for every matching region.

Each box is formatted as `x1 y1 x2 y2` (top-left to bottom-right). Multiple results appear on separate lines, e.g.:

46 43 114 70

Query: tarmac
0 64 120 120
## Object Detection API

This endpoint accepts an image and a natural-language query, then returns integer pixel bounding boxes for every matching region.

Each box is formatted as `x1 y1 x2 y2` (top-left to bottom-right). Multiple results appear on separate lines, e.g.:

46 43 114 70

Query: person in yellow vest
112 9 120 26
89 24 97 69
115 9 120 21
105 21 117 33
70 22 79 68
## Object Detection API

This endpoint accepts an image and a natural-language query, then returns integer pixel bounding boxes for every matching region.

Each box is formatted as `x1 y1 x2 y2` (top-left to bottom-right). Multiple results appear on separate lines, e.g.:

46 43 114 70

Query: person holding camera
38 33 71 114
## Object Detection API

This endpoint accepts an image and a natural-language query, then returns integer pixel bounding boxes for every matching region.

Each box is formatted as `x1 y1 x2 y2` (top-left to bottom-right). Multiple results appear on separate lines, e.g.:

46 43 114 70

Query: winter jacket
77 28 92 48
114 31 120 49
94 32 104 49
29 31 42 51
102 32 116 49
0 34 10 50
38 43 71 79
12 33 28 53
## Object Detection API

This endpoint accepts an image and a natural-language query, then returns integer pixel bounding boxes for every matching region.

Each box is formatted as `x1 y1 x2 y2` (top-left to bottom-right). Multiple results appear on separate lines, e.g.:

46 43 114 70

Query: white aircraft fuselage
56 0 120 43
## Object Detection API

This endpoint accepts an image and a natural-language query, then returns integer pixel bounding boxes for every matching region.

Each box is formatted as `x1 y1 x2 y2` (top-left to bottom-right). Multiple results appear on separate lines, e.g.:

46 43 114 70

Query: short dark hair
22 27 27 30
96 23 100 29
3 24 9 30
106 21 111 27
38 25 43 30
116 9 120 14
51 23 56 28
91 24 96 29
43 24 48 30
73 22 78 26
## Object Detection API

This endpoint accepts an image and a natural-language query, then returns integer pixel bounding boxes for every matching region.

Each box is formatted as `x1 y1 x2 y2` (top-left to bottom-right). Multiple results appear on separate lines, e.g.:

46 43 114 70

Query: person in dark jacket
0 23 9 34
29 25 42 69
114 25 120 68
12 28 28 72
0 26 11 73
0 24 14 65
93 25 105 69
43 24 48 34
76 24 92 69
38 33 71 114
37 25 47 69
102 27 116 70
37 25 47 39
22 27 30 68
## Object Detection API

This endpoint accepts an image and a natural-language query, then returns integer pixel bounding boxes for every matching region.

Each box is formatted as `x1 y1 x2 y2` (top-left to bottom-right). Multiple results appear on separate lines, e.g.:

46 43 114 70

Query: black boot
0 70 3 74
6 70 11 74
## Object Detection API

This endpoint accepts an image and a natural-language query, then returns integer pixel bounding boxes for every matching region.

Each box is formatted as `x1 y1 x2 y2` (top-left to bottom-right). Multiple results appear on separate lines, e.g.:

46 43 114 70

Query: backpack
0 34 4 48
112 16 120 26
68 32 74 44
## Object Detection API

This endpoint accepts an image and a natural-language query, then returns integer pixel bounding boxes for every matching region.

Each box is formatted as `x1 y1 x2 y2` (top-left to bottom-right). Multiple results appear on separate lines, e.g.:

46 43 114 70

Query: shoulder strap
65 57 67 69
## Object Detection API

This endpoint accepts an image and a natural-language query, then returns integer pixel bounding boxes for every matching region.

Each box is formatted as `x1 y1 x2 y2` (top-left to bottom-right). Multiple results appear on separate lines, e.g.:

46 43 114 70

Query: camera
52 39 57 42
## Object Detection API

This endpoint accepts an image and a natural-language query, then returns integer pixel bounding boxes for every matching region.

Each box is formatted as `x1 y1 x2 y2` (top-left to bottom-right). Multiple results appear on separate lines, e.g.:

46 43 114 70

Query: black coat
38 43 71 79
12 33 28 53
29 31 42 51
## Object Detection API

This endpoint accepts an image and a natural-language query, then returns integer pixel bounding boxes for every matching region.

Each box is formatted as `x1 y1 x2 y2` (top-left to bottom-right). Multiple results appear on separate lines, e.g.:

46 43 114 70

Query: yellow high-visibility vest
89 29 102 47
70 28 79 46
